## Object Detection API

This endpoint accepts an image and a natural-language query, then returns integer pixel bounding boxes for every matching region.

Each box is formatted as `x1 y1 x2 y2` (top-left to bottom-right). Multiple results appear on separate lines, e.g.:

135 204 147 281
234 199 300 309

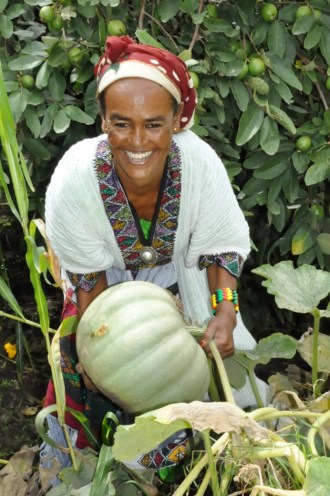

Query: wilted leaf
252 261 330 313
298 331 330 373
113 401 268 463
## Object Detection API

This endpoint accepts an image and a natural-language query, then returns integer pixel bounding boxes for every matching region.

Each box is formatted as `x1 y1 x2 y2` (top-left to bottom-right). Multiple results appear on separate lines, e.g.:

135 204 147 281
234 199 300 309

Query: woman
42 35 267 473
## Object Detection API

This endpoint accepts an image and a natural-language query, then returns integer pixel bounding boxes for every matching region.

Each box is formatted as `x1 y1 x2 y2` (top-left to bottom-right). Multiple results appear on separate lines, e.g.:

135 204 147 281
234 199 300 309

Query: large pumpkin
76 281 210 414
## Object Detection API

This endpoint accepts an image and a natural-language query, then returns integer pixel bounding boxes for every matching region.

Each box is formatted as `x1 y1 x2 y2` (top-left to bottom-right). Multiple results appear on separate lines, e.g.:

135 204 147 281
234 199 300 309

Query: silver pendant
140 246 158 265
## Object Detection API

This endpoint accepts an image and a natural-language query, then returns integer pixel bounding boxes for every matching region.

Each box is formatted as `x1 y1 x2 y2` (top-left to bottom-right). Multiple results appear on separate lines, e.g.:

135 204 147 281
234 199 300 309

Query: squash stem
209 341 235 404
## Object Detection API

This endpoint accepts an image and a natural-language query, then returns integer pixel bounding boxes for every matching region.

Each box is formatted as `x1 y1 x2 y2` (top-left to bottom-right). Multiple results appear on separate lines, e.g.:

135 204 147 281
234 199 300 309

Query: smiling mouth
125 150 153 162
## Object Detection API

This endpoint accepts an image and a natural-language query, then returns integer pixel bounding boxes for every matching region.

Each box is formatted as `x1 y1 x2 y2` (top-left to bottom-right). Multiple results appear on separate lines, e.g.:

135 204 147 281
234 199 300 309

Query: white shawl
45 130 268 406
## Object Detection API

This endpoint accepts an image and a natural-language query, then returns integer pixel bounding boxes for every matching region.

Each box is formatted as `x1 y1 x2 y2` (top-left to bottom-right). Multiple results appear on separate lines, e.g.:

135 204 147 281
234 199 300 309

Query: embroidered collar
94 138 182 269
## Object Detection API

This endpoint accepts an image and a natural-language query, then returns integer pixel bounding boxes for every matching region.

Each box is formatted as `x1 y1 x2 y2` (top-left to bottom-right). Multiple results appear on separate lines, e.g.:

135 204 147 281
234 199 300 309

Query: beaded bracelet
211 288 239 315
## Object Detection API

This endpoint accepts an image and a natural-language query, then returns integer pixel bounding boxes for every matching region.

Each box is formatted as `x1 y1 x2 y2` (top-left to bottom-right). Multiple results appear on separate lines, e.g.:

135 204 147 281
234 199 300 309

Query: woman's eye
146 123 162 129
115 122 129 128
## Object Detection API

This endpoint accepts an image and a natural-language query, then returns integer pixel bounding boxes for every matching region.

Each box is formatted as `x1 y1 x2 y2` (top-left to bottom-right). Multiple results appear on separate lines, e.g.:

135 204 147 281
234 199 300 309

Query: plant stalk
311 310 321 388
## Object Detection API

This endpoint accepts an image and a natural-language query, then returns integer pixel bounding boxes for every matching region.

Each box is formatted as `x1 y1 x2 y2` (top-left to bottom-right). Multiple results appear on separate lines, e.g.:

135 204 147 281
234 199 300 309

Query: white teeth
126 151 152 160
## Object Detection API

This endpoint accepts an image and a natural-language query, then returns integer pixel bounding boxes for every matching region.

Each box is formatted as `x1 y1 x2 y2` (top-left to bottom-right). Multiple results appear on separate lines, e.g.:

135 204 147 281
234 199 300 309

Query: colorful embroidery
198 252 244 279
66 270 102 292
94 138 182 270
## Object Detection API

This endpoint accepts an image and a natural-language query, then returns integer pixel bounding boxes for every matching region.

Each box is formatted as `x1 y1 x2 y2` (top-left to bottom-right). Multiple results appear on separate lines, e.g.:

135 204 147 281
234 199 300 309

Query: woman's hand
201 300 236 359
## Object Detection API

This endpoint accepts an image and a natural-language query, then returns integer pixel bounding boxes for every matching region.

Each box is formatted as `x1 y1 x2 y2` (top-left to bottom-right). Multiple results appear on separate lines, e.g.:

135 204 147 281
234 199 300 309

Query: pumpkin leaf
303 457 330 495
113 401 268 463
252 261 330 313
243 333 298 364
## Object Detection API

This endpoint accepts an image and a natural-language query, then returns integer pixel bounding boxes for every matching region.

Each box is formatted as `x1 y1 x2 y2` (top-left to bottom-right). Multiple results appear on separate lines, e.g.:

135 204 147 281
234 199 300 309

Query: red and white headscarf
95 35 197 130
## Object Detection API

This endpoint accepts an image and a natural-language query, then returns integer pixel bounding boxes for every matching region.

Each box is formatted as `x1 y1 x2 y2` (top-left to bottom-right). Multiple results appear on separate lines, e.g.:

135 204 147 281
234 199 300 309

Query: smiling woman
42 35 268 481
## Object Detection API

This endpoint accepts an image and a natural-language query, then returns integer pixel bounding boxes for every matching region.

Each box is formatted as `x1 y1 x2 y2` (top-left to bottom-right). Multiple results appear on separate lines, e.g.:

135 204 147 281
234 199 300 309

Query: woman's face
102 78 182 190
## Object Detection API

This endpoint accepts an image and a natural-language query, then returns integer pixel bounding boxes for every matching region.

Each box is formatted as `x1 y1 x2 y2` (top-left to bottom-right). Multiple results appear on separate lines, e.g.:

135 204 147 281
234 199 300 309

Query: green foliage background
0 0 330 330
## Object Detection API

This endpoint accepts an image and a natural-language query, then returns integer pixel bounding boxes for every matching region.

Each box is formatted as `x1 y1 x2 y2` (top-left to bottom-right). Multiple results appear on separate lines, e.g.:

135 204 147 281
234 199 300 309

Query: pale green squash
76 281 210 414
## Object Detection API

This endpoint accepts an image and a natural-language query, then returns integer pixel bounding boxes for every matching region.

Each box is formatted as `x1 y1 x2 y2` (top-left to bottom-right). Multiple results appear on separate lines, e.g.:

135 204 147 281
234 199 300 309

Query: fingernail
199 340 207 348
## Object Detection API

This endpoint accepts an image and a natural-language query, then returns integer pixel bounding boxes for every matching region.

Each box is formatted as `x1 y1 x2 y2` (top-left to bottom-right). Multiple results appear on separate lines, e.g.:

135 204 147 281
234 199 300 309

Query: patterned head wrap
95 35 197 129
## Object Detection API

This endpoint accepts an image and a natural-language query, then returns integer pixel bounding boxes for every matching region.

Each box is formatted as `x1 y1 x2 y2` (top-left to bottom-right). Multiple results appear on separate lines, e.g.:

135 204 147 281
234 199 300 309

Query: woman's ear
173 102 184 132
101 116 107 134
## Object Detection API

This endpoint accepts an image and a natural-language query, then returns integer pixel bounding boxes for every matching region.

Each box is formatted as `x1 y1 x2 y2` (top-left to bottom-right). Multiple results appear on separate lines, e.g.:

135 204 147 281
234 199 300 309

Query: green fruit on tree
20 74 35 90
49 15 63 31
228 39 241 52
296 5 312 18
296 135 312 152
313 9 322 17
310 204 325 221
325 76 330 91
107 19 127 36
261 3 278 22
76 281 210 414
39 5 55 23
189 71 200 89
248 57 266 76
237 63 249 80
68 47 84 66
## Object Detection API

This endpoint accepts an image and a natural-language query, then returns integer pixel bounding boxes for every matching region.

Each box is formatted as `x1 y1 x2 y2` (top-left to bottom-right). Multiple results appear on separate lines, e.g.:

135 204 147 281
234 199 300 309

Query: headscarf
95 35 197 129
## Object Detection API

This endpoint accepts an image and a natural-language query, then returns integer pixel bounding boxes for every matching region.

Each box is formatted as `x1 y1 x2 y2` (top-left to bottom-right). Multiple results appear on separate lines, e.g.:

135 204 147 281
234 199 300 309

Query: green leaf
90 444 114 496
304 457 330 495
225 60 246 78
135 29 164 48
267 53 302 91
40 103 59 138
267 104 296 134
48 44 69 67
319 27 330 66
273 79 293 104
0 276 25 318
36 61 52 89
8 92 28 122
259 117 280 155
304 161 330 186
230 79 250 112
158 0 180 22
23 138 52 160
244 333 298 365
292 150 310 173
317 233 330 255
304 22 322 49
291 225 315 255
24 106 41 139
0 14 13 38
252 261 330 313
64 105 94 125
235 104 264 146
53 108 71 134
254 152 288 179
267 20 287 57
282 166 299 203
203 18 236 35
49 71 66 101
8 55 45 71
292 15 315 35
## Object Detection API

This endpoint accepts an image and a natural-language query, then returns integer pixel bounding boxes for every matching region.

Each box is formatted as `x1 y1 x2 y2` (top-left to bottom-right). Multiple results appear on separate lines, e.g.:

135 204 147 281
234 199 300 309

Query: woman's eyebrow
110 112 166 122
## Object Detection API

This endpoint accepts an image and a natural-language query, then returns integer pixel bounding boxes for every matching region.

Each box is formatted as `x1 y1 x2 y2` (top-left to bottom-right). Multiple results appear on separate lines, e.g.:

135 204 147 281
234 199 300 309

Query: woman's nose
129 126 146 147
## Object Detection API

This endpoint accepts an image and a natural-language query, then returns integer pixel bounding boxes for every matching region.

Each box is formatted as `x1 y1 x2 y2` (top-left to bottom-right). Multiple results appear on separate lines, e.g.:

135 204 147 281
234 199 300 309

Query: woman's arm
202 264 238 359
76 271 108 316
